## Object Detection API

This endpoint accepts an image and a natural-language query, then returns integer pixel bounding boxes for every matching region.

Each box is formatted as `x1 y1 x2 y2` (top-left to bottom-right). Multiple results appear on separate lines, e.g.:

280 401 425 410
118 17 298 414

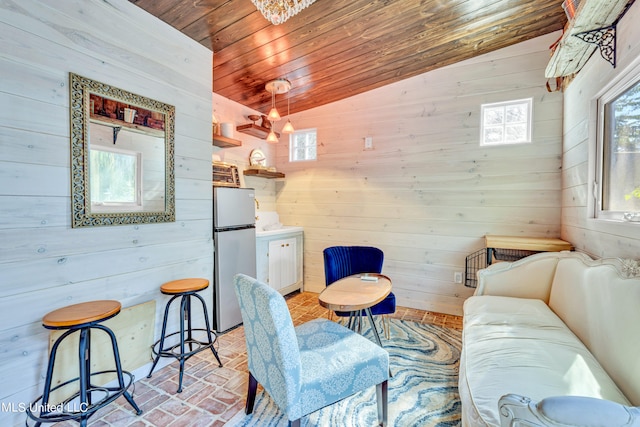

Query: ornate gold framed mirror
70 73 175 227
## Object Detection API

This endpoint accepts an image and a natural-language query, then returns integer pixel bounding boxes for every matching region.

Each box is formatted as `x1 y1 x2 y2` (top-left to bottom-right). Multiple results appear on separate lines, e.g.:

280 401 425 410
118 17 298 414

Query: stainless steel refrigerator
213 187 257 332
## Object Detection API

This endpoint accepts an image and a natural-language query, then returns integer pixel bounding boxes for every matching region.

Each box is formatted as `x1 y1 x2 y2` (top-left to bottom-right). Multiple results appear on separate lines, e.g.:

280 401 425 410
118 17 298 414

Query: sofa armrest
475 252 588 303
499 394 640 427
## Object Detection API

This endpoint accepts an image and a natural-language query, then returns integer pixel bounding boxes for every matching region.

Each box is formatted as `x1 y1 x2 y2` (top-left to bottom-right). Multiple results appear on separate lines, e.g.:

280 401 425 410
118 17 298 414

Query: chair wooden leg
246 372 258 414
376 380 388 427
289 419 301 427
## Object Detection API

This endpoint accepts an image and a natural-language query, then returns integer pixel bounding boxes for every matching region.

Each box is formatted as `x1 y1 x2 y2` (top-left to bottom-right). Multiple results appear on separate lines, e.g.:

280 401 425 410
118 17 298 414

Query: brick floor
52 291 462 426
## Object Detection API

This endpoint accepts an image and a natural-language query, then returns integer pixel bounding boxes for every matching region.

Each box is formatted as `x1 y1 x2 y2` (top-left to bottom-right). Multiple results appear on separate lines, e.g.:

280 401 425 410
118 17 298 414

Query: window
596 76 640 220
89 145 142 212
480 98 532 146
289 128 317 162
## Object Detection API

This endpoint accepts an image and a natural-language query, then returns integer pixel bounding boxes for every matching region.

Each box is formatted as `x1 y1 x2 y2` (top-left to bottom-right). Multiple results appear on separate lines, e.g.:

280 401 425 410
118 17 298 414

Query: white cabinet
269 238 297 291
256 231 303 295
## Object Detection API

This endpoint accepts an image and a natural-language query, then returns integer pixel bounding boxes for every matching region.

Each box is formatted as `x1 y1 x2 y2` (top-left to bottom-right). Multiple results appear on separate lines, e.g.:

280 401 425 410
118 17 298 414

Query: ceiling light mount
265 79 291 122
264 78 295 142
265 79 291 95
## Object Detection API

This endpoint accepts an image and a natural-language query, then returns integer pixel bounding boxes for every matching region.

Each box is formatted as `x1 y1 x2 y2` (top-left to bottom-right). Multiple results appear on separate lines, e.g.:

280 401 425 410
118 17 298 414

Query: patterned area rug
227 319 462 426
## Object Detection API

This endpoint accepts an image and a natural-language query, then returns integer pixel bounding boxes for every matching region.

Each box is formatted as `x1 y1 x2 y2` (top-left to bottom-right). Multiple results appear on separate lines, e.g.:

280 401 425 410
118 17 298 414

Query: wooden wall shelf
213 134 241 148
236 123 280 140
89 114 164 138
243 169 285 179
545 0 632 78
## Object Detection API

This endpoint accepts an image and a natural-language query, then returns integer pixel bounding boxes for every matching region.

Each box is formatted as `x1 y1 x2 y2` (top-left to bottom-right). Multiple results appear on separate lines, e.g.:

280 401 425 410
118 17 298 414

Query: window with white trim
289 128 317 162
596 74 640 221
89 145 142 212
480 98 532 146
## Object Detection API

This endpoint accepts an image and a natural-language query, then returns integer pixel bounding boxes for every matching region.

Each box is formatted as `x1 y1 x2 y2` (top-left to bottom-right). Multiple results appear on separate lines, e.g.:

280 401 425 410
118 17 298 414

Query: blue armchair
323 246 396 338
234 274 389 427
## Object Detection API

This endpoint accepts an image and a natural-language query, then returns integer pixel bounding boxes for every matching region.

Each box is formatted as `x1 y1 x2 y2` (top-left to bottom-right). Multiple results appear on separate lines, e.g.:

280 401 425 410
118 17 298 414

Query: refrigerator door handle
214 225 256 233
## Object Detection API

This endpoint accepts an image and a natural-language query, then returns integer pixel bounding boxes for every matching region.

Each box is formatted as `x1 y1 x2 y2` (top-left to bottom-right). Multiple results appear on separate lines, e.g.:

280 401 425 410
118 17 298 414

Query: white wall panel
561 1 640 260
0 1 213 425
273 33 564 315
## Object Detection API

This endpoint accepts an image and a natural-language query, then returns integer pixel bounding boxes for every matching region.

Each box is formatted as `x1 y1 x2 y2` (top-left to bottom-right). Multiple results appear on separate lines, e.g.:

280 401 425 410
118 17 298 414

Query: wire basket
493 248 538 262
464 248 539 288
465 248 487 288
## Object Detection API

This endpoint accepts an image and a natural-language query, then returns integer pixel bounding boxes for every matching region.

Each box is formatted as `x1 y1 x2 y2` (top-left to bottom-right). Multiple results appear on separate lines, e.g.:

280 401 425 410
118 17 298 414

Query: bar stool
27 300 142 427
147 278 223 392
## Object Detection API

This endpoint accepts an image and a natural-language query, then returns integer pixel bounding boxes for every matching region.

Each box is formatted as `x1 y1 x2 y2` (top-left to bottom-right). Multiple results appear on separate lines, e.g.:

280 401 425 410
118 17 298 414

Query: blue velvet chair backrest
323 246 384 286
233 273 302 413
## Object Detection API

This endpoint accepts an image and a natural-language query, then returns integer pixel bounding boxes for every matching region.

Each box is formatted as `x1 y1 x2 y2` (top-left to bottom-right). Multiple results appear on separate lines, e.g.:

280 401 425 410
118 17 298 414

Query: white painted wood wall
0 1 212 425
561 1 640 258
272 33 565 315
212 93 279 212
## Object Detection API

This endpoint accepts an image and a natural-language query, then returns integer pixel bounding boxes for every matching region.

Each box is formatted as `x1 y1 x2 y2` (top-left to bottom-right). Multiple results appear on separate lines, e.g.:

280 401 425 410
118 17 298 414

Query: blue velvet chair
323 246 396 338
233 274 389 427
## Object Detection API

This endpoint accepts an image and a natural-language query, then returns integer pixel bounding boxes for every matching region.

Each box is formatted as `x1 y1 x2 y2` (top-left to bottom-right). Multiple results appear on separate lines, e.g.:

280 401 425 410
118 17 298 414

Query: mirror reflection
70 73 175 227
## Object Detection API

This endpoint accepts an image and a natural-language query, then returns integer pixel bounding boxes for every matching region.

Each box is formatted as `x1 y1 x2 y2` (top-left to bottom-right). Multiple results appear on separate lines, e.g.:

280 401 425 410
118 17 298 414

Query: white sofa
459 251 640 426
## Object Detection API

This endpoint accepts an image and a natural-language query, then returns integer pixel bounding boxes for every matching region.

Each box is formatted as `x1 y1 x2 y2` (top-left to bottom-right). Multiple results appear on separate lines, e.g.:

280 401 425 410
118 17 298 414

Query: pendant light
266 129 279 143
265 79 290 122
267 88 281 122
264 79 292 143
282 94 295 134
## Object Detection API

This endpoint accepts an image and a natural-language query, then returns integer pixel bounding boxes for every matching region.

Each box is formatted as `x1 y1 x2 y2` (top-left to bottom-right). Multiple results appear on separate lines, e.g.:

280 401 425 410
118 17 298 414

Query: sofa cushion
461 295 630 426
549 257 640 406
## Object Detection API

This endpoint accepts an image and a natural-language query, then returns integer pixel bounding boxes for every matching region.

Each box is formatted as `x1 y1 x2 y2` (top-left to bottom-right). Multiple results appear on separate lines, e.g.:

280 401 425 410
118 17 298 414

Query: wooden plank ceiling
129 0 566 116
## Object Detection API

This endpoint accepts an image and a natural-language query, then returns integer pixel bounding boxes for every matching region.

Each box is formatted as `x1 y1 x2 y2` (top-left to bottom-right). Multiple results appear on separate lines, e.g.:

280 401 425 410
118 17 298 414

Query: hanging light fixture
264 79 294 142
267 88 281 122
266 129 279 143
265 79 290 122
282 94 295 134
252 0 318 25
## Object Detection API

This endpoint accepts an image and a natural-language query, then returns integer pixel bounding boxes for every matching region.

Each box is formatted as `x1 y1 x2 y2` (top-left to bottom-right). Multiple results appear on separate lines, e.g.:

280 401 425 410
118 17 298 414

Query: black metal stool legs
27 323 141 426
148 291 222 393
98 324 142 415
192 292 223 367
147 294 178 381
177 294 188 393
78 328 90 427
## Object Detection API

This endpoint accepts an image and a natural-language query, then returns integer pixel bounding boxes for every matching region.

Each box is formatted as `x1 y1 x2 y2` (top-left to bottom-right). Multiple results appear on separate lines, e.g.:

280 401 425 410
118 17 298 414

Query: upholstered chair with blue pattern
323 246 396 338
233 273 389 427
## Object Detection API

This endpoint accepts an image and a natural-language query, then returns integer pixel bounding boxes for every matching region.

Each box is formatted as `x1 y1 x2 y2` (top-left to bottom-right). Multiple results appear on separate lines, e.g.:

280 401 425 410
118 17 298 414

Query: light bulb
267 107 281 121
266 130 279 143
282 119 295 134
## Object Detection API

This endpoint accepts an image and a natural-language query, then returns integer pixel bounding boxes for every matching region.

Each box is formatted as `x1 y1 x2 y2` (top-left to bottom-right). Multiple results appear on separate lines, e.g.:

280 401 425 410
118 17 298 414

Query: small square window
289 128 317 162
480 98 532 146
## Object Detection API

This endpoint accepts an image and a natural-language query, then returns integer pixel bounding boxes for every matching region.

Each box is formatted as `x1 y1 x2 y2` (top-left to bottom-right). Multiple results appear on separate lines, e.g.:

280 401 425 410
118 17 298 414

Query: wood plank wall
273 33 564 315
562 1 640 257
0 1 212 424
212 93 279 212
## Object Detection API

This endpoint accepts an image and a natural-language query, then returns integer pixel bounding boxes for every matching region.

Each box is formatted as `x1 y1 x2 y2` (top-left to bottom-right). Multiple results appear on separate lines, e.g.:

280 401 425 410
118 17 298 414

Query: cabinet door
280 238 297 288
268 238 297 290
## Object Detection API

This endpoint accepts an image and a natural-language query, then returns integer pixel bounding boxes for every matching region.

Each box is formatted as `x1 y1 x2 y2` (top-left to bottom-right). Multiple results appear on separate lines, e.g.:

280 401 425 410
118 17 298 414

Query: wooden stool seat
161 278 209 295
43 300 121 328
